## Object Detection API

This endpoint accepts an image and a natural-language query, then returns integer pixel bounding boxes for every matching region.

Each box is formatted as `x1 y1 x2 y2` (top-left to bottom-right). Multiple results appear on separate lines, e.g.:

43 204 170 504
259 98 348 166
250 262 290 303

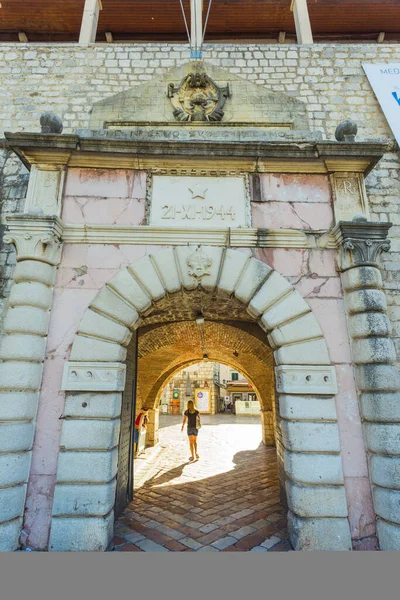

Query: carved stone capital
332 219 392 272
4 214 65 265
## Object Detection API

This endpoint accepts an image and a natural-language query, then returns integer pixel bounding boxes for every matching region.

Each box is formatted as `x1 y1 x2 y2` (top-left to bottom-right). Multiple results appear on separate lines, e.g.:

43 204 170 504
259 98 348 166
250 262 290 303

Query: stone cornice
4 131 390 175
4 214 65 265
61 223 337 249
332 219 392 271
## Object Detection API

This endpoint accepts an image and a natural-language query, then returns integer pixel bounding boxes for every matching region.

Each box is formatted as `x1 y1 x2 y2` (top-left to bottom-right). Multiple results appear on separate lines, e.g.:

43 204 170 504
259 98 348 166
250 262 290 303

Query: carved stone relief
330 173 369 223
187 247 213 279
168 71 231 122
24 164 66 217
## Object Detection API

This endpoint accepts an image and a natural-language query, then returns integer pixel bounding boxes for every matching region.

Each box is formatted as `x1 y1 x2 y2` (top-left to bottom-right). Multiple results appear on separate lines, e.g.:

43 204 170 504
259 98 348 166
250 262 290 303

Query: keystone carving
332 217 392 271
187 247 212 279
4 215 64 265
168 71 231 122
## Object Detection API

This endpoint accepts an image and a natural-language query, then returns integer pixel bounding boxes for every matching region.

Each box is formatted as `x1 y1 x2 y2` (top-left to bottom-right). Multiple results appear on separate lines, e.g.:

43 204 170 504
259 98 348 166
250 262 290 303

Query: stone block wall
0 42 399 365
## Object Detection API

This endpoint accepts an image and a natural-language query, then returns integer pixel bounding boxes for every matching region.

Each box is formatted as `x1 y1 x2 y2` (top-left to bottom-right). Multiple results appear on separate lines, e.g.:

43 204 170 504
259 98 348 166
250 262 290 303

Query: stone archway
51 246 351 551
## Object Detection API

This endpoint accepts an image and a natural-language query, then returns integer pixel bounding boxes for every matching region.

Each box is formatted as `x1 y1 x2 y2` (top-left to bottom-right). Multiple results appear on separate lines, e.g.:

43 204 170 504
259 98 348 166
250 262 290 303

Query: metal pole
190 0 203 58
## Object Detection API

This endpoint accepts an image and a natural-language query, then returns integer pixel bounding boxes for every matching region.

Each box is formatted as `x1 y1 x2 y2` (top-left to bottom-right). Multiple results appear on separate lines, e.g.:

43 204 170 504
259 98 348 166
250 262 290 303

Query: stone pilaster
333 218 400 550
0 214 63 550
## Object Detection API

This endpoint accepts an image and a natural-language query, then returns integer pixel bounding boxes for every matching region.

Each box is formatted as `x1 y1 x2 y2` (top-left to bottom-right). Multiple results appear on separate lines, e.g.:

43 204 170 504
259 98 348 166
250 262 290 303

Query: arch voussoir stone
52 246 349 552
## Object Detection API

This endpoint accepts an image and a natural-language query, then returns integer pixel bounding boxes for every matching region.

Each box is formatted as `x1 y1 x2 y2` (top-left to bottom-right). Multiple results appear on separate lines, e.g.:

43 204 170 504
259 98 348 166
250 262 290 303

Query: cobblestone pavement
110 414 290 552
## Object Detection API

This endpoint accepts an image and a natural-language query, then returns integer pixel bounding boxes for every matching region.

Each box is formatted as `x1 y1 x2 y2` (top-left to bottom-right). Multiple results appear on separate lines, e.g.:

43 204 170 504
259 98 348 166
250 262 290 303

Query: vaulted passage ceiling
1 0 399 42
120 289 274 411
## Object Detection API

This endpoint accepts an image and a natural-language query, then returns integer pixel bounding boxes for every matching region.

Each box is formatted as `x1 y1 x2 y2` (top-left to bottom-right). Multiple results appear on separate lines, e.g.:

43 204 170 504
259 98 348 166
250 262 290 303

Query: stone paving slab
110 414 289 553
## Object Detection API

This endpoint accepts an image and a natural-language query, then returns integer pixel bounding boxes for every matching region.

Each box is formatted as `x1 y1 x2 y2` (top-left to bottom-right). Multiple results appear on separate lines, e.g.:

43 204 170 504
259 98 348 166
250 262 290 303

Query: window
231 372 239 380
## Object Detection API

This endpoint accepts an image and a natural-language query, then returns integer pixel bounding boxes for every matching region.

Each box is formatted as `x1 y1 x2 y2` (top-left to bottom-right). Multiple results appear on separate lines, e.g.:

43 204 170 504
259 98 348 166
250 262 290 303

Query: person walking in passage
181 399 200 461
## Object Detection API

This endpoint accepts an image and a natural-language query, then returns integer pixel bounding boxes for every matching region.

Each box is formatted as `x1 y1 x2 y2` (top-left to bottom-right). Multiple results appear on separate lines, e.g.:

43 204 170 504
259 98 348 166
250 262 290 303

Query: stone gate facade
0 46 400 552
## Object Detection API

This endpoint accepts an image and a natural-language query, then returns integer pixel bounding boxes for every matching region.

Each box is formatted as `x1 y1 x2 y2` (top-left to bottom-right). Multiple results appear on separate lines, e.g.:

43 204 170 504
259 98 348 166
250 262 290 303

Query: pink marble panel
259 174 331 203
23 474 57 550
345 476 376 540
309 249 337 277
255 248 308 277
62 196 146 226
64 168 146 198
293 275 342 299
56 267 119 290
334 364 369 478
46 288 95 355
251 201 334 230
307 298 352 364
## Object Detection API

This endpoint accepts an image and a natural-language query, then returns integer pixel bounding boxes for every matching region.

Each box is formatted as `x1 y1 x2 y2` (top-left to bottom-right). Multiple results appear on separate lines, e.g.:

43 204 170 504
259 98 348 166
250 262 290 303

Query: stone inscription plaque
150 175 248 227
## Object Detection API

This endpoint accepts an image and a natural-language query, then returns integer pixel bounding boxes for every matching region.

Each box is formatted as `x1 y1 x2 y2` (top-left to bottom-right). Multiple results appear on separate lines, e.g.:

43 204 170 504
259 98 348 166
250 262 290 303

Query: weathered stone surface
281 421 341 453
268 312 323 348
247 270 291 318
361 392 400 422
0 518 23 552
348 312 391 339
0 423 34 452
49 512 114 551
9 281 53 310
52 481 116 516
370 455 400 489
352 337 397 364
345 289 387 314
56 449 118 483
286 480 348 518
364 423 400 455
218 248 252 296
109 269 152 313
60 419 121 451
373 486 400 524
288 512 352 551
284 450 344 485
260 291 311 331
151 248 182 294
0 392 38 420
0 334 46 362
13 260 56 286
356 364 400 392
63 393 122 419
0 452 31 487
4 306 49 336
129 255 166 300
79 309 131 345
0 361 43 391
0 484 27 522
341 266 383 292
376 519 400 551
234 257 272 303
70 336 127 362
279 395 337 421
90 287 139 328
274 338 330 366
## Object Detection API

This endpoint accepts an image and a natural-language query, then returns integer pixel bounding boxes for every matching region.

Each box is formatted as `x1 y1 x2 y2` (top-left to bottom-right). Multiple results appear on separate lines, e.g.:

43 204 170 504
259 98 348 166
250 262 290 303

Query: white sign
195 389 210 412
150 175 247 227
362 63 400 144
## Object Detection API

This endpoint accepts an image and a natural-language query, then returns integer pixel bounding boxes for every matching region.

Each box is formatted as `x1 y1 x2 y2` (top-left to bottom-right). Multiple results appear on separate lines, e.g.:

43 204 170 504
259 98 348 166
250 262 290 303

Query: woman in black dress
181 399 200 461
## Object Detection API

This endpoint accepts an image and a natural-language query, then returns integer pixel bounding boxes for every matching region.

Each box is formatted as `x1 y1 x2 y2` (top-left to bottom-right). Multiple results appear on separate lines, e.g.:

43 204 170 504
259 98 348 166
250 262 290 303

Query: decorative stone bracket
62 362 127 392
4 214 64 265
275 365 338 395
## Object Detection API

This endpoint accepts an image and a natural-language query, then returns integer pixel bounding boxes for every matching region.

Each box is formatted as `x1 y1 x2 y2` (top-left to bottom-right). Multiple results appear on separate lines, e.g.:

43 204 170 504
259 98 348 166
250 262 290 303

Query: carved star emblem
188 184 208 200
